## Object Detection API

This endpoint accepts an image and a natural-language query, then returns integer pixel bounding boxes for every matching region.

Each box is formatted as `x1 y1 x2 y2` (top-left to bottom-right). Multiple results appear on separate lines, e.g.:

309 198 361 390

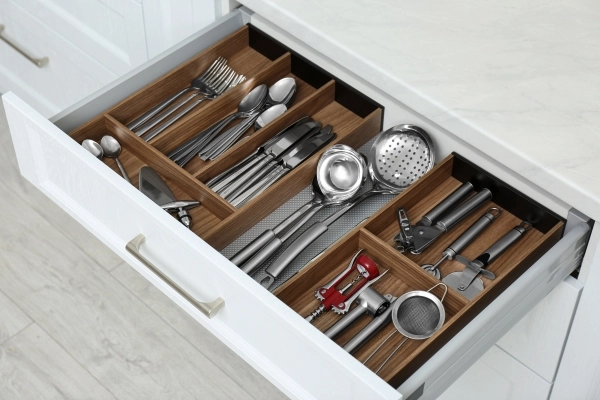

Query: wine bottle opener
305 250 388 323
324 287 393 340
395 182 492 254
443 221 532 299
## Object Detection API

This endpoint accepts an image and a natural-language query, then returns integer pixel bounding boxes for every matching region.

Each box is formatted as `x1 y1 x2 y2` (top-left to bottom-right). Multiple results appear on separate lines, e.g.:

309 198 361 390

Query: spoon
233 145 366 274
198 77 296 159
202 103 288 161
100 136 131 184
82 139 103 160
168 84 268 164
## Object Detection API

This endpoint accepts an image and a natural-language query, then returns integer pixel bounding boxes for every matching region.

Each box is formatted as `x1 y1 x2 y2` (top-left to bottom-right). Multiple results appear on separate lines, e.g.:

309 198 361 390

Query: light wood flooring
0 104 286 399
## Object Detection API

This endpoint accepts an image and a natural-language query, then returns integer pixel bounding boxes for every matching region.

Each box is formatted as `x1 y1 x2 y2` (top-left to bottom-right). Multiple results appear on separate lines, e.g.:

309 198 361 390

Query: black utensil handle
421 182 474 226
447 208 500 255
475 223 529 267
437 189 492 231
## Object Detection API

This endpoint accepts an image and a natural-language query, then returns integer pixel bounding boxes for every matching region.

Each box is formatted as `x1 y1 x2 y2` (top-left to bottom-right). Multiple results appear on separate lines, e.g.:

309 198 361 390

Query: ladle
254 125 435 291
231 145 366 273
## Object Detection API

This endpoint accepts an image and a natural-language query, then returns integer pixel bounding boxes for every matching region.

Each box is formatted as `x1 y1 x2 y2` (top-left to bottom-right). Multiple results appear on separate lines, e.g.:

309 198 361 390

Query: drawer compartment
3 9 591 400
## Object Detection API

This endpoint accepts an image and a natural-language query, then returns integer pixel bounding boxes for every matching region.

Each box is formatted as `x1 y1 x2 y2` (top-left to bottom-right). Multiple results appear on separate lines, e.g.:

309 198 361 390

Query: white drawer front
2 9 592 400
438 346 552 400
0 0 117 117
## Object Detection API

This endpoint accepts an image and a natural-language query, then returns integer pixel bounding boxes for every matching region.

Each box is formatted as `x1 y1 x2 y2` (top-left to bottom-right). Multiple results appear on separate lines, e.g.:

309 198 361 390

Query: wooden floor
0 105 286 399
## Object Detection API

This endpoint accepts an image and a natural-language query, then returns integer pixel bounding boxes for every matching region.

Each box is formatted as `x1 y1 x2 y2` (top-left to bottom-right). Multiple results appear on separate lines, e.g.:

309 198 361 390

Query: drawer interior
63 23 564 390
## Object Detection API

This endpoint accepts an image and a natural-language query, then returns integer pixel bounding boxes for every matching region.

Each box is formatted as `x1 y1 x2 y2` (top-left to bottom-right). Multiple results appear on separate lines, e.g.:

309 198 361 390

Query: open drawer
2 9 592 400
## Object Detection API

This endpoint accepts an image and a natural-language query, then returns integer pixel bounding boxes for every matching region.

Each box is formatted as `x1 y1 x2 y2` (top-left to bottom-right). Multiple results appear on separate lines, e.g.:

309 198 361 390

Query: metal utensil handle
447 208 500 255
212 153 265 192
143 96 208 141
207 152 256 188
437 189 492 230
204 115 258 160
230 200 314 266
375 337 409 374
325 304 367 339
115 158 131 184
199 115 254 157
240 237 283 274
234 167 289 207
136 93 200 136
0 25 48 68
220 156 274 198
128 89 194 131
475 223 530 267
343 298 396 354
238 204 324 273
421 182 474 226
126 234 224 318
169 112 243 160
265 222 329 279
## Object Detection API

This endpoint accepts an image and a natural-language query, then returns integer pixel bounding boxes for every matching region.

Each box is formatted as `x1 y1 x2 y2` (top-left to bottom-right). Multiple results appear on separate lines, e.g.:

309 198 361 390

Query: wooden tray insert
274 154 563 387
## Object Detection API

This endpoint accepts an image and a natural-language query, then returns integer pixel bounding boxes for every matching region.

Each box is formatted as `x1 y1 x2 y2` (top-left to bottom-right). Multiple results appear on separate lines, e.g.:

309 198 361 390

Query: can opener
395 182 492 254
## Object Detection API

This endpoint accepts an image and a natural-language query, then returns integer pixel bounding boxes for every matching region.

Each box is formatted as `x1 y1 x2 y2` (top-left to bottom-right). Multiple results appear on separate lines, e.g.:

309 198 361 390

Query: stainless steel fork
138 66 246 140
127 57 227 131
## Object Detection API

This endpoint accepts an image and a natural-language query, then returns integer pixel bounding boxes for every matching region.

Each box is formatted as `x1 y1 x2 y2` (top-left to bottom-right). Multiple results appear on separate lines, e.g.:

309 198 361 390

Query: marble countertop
241 0 600 221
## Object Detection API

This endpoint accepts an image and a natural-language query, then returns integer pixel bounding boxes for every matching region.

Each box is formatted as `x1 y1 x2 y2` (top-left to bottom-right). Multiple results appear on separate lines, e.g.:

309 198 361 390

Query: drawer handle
0 24 49 68
126 234 224 318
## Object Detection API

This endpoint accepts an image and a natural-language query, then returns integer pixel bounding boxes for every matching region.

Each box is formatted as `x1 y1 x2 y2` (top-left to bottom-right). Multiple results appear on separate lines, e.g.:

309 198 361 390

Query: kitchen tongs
395 182 492 254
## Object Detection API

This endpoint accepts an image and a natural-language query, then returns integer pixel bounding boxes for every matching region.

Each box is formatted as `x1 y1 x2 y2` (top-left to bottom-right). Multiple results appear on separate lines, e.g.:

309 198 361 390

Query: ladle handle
266 221 329 279
421 182 474 226
238 204 325 274
437 189 492 231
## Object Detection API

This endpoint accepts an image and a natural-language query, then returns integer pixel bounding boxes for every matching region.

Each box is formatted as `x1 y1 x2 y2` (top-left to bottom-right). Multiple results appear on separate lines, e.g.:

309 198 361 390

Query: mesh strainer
363 283 447 374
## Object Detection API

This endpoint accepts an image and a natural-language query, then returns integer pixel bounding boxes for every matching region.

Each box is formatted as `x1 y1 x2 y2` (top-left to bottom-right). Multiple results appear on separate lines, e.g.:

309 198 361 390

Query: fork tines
202 57 246 95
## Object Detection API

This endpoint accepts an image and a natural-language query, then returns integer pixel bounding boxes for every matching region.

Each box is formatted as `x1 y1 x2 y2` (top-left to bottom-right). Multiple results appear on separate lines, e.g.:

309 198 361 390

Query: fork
127 57 227 131
138 67 246 140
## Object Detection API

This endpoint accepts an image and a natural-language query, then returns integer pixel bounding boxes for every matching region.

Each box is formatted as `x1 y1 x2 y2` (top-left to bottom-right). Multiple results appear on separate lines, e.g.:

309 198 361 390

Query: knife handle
233 166 289 207
421 182 474 226
437 189 492 231
221 156 275 199
475 222 531 267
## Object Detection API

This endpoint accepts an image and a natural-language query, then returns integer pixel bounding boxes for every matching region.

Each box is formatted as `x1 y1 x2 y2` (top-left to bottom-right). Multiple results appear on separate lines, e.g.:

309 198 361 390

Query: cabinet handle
0 24 49 68
126 234 224 318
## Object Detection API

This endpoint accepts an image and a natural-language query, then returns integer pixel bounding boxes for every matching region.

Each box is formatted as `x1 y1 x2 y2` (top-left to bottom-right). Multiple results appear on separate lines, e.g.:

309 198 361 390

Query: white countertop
241 0 600 221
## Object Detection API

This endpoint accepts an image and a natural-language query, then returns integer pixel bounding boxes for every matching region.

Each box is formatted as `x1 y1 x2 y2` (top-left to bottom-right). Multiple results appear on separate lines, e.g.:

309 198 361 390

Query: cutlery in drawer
230 126 335 207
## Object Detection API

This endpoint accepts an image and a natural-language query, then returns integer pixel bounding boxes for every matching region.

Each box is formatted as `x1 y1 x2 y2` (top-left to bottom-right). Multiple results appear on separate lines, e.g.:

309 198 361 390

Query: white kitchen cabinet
0 0 218 117
1 8 594 400
438 346 552 400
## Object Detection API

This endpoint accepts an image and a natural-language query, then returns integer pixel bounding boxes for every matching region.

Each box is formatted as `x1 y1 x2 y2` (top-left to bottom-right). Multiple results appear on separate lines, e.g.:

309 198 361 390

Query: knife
206 116 313 191
139 167 200 229
442 221 532 299
231 126 335 207
219 121 323 199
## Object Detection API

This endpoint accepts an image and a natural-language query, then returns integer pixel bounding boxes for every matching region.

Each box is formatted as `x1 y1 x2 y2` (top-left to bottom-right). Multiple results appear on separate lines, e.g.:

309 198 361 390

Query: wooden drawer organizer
65 24 564 389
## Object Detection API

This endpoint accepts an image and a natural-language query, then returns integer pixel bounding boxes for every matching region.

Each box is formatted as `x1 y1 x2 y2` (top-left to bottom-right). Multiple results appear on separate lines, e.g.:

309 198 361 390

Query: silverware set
168 77 297 166
207 117 335 208
127 57 246 142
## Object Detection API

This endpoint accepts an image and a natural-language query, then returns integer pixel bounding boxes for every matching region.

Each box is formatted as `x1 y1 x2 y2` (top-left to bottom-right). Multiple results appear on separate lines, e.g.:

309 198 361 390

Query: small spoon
199 77 296 160
255 104 287 130
100 136 131 184
82 139 103 160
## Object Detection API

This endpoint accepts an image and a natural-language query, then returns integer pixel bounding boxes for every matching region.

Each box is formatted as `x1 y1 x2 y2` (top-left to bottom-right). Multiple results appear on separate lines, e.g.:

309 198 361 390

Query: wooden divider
203 106 382 249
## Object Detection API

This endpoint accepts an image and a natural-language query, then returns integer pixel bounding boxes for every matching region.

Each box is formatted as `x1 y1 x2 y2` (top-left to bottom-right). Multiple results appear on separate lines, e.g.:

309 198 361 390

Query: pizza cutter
443 221 532 299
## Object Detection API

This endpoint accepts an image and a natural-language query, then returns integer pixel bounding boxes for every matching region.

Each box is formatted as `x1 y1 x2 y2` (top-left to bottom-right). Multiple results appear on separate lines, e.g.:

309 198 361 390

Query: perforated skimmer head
369 125 435 191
